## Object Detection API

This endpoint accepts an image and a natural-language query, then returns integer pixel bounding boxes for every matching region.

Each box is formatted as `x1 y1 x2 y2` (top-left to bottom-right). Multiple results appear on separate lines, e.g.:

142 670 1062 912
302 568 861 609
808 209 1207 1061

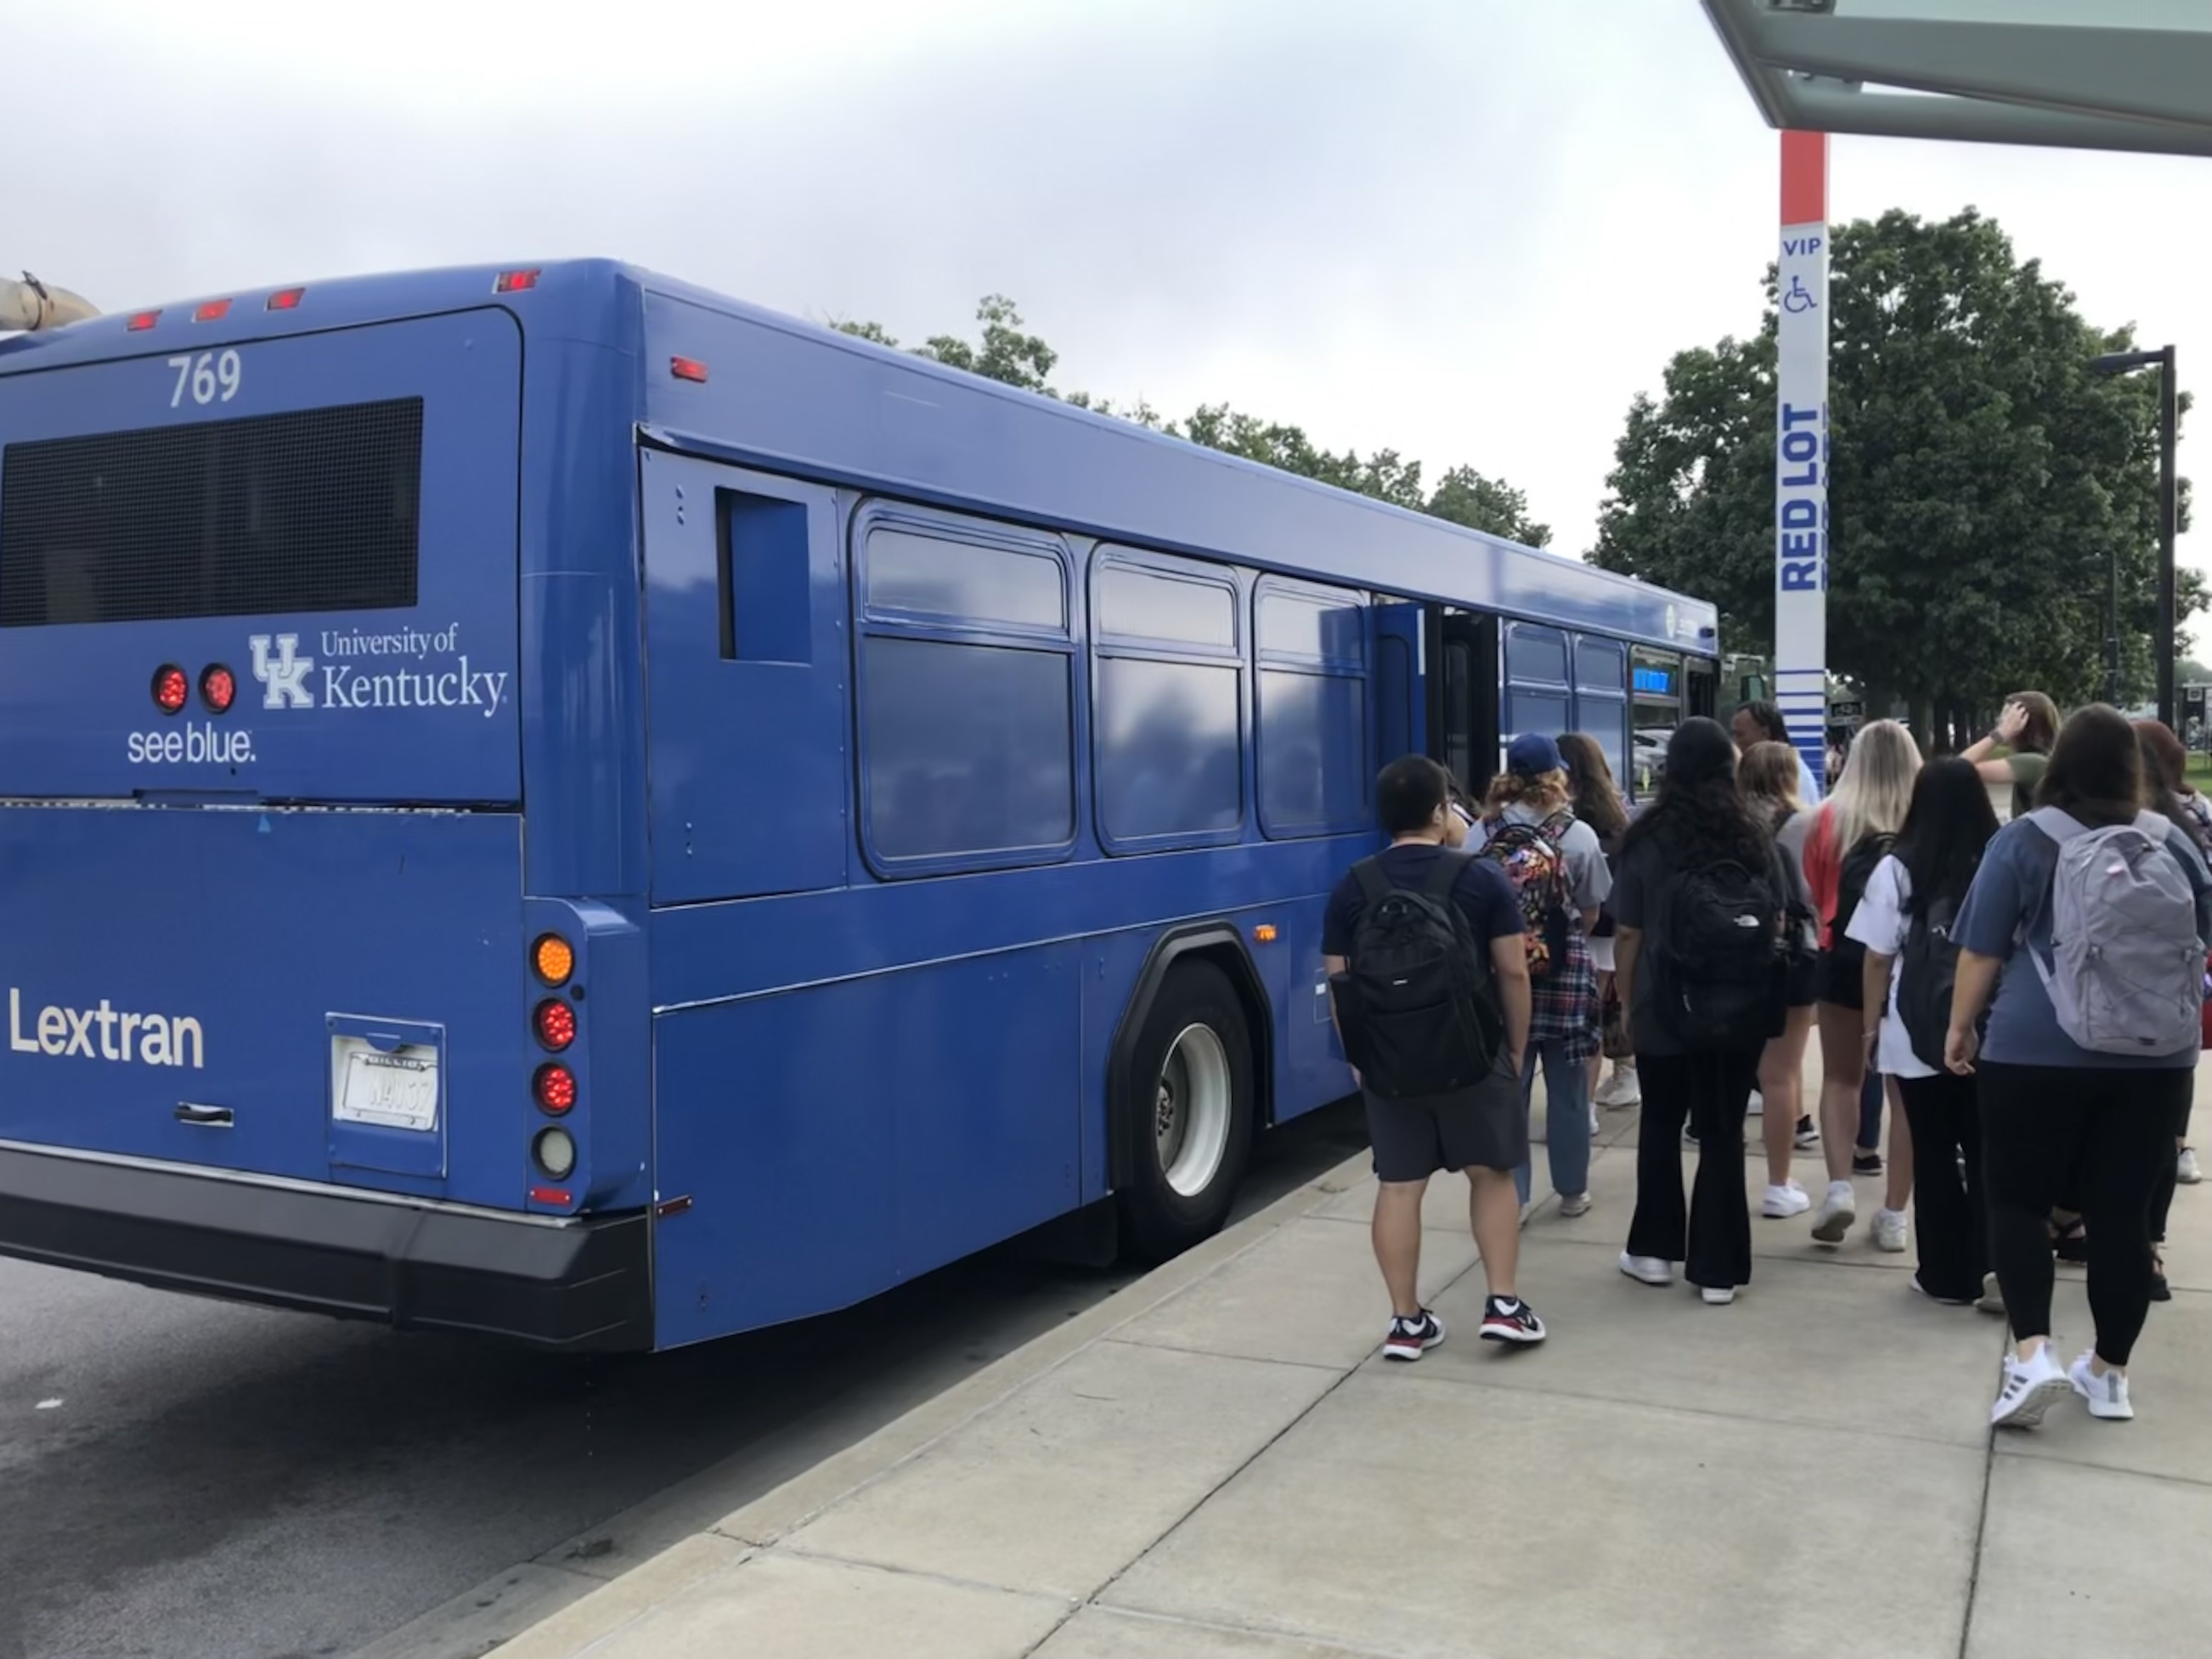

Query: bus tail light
533 1063 577 1115
152 665 188 715
200 664 235 713
531 933 574 986
533 998 576 1052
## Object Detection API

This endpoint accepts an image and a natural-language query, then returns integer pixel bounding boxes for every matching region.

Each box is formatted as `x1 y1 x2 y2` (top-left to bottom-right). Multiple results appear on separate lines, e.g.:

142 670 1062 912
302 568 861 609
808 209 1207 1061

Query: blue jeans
1516 1039 1593 1204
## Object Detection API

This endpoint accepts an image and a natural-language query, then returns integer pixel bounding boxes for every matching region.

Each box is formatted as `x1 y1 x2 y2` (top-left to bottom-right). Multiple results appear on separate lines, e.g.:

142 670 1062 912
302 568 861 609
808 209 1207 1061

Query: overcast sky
13 0 2208 594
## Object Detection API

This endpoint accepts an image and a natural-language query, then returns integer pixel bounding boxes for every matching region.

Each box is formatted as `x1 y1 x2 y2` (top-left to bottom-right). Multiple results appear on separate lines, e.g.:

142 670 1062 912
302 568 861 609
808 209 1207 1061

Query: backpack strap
2027 806 2088 845
1352 856 1393 907
1539 809 1576 844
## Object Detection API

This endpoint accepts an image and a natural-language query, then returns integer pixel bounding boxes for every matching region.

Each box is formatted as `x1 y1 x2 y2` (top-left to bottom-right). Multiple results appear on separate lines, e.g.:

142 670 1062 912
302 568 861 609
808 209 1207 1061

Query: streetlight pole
2090 346 2180 725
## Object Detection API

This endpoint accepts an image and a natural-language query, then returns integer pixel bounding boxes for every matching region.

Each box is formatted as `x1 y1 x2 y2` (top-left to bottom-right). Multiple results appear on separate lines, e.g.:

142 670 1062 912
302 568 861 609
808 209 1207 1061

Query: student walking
1947 707 2211 1427
1324 755 1546 1357
1559 733 1637 1115
1737 740 1821 1217
1803 719 1922 1248
1613 719 1802 1304
1475 735 1610 1218
1844 759 1999 1304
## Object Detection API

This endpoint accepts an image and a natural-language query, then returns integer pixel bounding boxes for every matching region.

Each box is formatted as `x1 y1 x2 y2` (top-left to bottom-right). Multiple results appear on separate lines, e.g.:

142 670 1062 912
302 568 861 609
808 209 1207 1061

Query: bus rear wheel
1117 960 1255 1264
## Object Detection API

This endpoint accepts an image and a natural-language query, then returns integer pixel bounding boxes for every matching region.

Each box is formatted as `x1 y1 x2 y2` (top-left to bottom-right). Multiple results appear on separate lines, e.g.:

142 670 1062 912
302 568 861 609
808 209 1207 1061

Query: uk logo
249 634 316 709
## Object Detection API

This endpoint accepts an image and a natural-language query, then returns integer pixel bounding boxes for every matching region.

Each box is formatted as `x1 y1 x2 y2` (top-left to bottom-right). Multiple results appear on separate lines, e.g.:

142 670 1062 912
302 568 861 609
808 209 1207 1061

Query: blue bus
0 262 1720 1351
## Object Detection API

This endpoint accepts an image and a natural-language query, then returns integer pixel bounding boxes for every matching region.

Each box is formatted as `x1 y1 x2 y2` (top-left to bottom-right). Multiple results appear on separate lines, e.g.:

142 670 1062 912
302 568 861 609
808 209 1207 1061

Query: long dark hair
1557 732 1628 844
2038 704 2143 828
1621 717 1771 869
2135 719 2211 857
1895 757 2000 917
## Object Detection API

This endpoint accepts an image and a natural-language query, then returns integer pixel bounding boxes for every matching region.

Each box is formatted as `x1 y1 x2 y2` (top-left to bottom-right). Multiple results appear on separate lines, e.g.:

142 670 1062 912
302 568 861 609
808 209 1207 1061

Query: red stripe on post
1780 129 1828 225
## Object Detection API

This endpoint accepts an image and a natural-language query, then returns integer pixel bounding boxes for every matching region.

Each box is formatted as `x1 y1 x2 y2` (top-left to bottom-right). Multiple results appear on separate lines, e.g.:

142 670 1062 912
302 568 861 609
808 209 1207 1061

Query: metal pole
2109 543 2123 706
2158 345 2179 728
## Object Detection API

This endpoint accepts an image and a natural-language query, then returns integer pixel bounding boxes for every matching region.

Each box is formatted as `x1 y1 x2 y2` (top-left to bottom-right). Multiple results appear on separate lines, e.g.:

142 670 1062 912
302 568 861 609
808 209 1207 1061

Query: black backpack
1649 856 1786 1047
1329 854 1504 1100
1827 831 1898 977
1894 888 1966 1071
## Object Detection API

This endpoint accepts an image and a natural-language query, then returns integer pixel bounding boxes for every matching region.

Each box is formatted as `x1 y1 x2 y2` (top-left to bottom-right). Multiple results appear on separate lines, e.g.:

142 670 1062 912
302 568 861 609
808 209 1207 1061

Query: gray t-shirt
1473 802 1613 913
1952 809 2212 1069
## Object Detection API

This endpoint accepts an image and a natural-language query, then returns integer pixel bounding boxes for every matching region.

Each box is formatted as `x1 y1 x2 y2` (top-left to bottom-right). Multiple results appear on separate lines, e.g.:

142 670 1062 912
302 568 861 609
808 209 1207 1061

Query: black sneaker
1853 1151 1884 1176
1479 1295 1547 1346
1382 1310 1445 1361
1794 1115 1821 1150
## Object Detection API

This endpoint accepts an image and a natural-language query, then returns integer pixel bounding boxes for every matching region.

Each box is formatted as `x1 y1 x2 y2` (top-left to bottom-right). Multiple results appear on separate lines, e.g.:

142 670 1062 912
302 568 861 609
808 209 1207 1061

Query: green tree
833 297 1550 546
1593 207 2196 738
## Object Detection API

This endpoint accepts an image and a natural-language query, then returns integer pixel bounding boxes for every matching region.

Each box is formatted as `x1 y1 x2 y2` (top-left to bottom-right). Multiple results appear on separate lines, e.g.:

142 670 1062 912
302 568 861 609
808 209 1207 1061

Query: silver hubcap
1155 1023 1232 1199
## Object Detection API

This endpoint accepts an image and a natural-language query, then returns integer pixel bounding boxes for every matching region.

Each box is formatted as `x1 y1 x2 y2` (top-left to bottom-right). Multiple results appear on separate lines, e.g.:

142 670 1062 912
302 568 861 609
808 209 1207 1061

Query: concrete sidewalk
491 1078 2210 1659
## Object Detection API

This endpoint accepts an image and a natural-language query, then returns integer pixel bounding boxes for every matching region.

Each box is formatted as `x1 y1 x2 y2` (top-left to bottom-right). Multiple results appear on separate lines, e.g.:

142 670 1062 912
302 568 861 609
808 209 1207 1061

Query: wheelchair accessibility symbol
1782 274 1818 315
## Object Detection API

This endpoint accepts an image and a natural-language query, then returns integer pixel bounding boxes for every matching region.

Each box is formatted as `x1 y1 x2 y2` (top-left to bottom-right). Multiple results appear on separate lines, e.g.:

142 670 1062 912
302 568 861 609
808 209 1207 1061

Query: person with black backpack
1801 719 1922 1248
1324 754 1542 1356
1612 719 1804 1304
1842 758 2000 1305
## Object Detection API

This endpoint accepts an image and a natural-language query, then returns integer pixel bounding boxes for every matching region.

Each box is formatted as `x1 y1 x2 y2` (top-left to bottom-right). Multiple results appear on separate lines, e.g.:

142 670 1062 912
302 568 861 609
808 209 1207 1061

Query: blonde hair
1485 767 1570 817
1828 719 1921 850
1738 741 1803 820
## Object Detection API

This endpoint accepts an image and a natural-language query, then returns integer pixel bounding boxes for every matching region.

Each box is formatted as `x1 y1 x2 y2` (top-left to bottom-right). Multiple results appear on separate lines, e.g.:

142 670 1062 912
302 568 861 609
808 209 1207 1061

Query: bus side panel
650 943 1081 1348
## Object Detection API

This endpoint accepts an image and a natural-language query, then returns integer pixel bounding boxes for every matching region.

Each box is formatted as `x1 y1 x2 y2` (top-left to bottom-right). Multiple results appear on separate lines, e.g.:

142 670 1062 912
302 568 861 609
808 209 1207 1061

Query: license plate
331 1037 440 1133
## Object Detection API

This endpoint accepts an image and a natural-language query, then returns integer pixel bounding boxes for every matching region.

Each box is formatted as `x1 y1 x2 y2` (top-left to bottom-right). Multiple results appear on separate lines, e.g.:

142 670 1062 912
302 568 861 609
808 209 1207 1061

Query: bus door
1427 611 1498 801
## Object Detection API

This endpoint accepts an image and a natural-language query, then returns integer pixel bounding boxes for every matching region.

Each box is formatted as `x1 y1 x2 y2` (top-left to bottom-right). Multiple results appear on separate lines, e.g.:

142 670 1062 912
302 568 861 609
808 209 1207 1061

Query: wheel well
1106 925 1274 1192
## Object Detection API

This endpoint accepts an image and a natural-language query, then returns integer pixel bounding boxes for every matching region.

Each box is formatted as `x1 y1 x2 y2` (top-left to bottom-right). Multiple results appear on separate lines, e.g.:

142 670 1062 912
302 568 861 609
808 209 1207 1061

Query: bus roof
0 258 1720 655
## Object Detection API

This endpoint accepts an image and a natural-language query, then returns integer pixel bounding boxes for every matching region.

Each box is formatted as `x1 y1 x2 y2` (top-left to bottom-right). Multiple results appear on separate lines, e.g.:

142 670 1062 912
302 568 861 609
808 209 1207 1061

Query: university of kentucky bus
0 262 1719 1351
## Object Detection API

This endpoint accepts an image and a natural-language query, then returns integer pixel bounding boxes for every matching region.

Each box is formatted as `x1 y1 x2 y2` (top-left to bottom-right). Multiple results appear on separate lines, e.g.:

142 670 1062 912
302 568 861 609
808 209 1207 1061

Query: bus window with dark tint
0 399 423 626
1573 635 1630 790
858 518 1077 867
1255 578 1367 837
1505 623 1569 686
1091 556 1243 848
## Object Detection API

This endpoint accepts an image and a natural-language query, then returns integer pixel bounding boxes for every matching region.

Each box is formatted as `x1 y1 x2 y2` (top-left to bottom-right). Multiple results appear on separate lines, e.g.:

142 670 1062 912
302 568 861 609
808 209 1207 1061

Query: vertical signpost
1775 129 1830 789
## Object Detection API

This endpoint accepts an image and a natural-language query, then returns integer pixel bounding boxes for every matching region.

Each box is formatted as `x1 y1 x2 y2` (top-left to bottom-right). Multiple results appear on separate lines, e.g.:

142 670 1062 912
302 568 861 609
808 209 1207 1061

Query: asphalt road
0 1100 1367 1659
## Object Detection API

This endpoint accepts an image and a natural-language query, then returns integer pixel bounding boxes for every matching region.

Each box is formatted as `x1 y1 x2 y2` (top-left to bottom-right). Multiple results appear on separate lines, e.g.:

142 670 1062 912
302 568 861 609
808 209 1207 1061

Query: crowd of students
1324 696 2209 1428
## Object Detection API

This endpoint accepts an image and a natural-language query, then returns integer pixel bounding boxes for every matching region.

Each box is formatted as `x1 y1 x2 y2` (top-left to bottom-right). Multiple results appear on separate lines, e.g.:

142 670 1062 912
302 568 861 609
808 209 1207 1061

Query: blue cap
1506 732 1564 777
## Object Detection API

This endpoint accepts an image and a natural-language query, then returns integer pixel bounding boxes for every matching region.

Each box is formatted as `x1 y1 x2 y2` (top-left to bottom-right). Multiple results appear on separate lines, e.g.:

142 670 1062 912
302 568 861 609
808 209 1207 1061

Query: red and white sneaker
1383 1310 1446 1361
1479 1296 1548 1346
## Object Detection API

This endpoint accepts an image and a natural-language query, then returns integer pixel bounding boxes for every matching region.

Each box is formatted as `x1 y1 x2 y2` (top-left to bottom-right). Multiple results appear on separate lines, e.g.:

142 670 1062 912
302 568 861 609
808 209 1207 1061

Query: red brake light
670 356 708 383
494 269 540 293
529 1185 572 1206
200 664 236 713
152 665 189 715
533 1063 578 1114
267 287 305 311
193 298 232 323
126 310 160 332
534 998 577 1052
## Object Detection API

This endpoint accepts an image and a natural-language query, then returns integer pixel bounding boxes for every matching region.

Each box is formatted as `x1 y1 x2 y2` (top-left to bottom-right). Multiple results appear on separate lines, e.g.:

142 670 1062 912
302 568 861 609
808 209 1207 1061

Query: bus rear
0 290 649 1349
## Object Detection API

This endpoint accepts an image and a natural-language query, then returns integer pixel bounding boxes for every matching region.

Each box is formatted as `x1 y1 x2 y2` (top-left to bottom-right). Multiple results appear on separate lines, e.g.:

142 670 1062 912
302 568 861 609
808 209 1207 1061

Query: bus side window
1254 579 1367 838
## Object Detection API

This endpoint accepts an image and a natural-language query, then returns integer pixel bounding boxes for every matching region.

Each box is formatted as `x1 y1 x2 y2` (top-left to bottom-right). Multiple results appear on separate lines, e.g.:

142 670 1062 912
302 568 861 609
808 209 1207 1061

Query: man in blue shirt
1732 701 1824 804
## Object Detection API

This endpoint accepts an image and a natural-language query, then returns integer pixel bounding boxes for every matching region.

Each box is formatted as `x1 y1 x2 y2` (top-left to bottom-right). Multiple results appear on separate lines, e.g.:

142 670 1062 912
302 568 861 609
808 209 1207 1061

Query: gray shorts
1364 1056 1527 1183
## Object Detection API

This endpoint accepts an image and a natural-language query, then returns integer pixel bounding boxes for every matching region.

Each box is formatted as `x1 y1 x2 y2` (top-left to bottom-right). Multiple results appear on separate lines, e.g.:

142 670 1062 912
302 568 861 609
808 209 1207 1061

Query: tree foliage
1593 207 2197 731
832 297 1549 548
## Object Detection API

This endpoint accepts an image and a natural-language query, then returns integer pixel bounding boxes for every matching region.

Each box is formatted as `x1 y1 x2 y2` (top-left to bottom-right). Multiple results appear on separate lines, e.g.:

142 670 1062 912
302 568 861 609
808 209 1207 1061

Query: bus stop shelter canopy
1701 0 2212 157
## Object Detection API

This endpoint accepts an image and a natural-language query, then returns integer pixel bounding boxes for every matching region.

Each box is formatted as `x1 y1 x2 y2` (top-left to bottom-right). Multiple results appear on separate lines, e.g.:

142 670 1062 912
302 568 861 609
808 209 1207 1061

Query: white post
1774 129 1830 789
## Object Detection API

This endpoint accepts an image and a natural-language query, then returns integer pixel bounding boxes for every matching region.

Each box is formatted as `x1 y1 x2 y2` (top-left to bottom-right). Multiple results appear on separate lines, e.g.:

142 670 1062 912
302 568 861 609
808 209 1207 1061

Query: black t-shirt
1610 833 1802 1056
1322 842 1525 958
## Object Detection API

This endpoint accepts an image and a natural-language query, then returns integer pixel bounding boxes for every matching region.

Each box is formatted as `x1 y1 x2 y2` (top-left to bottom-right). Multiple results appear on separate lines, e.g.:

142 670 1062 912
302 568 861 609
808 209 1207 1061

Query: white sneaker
1762 1181 1812 1219
1810 1183 1856 1245
1991 1344 2073 1429
1589 1103 1601 1136
1559 1192 1593 1218
1619 1251 1673 1286
1747 1089 1764 1116
2069 1351 2135 1421
1872 1207 1909 1252
1976 1272 2007 1316
1598 1063 1641 1108
2180 1147 2202 1185
1700 1285 1736 1305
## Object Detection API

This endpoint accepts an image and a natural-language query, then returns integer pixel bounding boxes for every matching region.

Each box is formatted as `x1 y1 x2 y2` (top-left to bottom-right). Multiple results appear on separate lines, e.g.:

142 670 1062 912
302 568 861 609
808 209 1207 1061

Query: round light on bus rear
533 1062 578 1114
533 998 577 1052
200 664 236 714
152 664 189 715
531 933 574 986
533 1127 577 1180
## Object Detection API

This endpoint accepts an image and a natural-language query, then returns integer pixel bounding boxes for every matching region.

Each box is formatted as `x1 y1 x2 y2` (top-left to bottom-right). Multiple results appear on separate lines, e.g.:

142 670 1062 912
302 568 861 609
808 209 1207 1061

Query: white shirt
1841 854 1934 1080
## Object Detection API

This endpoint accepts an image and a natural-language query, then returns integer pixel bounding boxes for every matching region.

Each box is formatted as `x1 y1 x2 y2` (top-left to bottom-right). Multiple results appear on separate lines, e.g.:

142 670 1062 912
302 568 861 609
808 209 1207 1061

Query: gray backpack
2027 808 2204 1056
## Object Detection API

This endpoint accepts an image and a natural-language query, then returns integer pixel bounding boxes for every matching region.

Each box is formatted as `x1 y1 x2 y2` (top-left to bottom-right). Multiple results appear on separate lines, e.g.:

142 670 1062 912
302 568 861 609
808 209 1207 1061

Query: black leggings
1980 1060 2192 1366
1895 1071 1984 1302
2150 1093 2195 1245
1627 1048 1761 1291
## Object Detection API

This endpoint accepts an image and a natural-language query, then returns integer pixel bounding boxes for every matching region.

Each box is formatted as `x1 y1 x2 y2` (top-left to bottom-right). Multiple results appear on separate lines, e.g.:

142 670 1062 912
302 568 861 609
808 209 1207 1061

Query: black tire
1115 960 1256 1265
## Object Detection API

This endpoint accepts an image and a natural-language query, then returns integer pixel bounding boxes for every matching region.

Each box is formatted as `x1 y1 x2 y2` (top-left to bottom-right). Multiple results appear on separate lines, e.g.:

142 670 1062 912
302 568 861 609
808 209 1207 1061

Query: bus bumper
0 1146 652 1352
